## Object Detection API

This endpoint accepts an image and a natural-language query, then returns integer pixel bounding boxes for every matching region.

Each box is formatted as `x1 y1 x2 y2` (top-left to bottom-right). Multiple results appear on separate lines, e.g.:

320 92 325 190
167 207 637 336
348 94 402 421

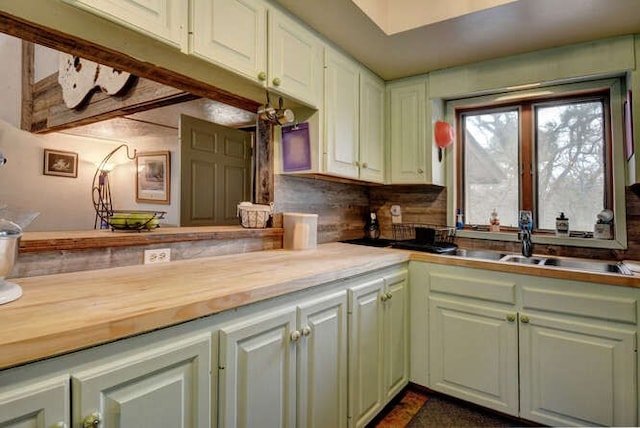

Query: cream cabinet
418 261 639 427
72 333 212 428
325 47 385 183
218 290 348 428
191 0 267 83
348 269 408 428
191 0 323 107
62 0 187 49
388 76 441 184
429 297 519 415
0 375 69 428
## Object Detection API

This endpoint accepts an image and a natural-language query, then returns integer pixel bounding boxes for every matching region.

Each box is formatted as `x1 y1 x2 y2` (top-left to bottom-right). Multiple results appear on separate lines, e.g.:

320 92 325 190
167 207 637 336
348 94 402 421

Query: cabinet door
219 307 297 428
72 333 211 428
268 7 323 107
63 0 186 48
519 314 637 427
359 70 386 183
325 48 360 180
383 271 409 401
429 297 519 416
388 79 428 184
297 291 348 428
0 375 69 428
348 278 385 428
191 0 267 83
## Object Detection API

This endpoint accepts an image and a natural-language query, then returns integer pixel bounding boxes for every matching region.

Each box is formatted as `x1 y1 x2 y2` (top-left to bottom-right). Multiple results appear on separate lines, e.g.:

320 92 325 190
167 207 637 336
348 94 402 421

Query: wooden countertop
0 243 408 370
2 242 639 371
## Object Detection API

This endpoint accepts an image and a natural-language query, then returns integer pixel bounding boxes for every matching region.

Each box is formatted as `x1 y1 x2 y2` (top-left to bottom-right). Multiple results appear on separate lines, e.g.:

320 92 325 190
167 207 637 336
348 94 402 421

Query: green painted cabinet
218 290 348 427
348 269 408 428
325 47 385 183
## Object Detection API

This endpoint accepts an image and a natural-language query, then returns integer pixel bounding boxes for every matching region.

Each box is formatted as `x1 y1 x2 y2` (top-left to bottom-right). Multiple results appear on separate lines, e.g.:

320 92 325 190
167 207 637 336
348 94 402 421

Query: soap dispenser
556 212 569 236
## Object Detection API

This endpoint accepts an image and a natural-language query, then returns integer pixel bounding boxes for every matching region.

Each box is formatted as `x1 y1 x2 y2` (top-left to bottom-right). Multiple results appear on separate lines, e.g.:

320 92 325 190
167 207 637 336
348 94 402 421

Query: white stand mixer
0 219 23 305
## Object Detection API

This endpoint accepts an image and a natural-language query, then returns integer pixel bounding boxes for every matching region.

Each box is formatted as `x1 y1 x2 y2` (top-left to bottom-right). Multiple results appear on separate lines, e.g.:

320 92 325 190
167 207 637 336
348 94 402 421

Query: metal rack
392 223 456 244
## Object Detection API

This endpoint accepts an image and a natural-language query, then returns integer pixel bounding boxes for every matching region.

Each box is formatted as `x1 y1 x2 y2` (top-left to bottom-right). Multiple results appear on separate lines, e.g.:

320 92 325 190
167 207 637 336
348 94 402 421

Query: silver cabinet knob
417 168 424 174
506 313 516 322
520 315 530 324
257 71 267 81
301 326 311 336
362 162 368 169
290 330 301 341
272 77 281 86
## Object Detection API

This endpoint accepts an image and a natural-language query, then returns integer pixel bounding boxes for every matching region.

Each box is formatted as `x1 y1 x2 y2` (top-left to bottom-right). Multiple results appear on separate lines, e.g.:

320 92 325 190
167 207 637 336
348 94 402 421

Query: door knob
506 313 516 322
257 71 267 81
520 315 530 324
290 330 301 341
272 77 282 86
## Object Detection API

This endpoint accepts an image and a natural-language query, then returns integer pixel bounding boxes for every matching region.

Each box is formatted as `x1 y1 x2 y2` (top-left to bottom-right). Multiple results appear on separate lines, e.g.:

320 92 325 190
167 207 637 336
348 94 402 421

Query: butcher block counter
2 242 640 371
0 243 408 370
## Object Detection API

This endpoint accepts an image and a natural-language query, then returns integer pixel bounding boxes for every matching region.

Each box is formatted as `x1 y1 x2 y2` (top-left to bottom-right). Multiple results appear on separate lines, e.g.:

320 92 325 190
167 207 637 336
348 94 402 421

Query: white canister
283 213 318 250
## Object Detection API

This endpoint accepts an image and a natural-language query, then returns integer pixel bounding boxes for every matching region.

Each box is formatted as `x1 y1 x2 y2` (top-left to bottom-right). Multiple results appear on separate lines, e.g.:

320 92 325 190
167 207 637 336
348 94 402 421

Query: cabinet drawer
522 286 637 324
430 273 516 304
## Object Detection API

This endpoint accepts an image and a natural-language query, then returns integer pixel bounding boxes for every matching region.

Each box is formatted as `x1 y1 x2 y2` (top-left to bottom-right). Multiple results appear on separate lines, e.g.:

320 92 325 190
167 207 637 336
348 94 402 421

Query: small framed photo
43 149 78 178
136 151 170 204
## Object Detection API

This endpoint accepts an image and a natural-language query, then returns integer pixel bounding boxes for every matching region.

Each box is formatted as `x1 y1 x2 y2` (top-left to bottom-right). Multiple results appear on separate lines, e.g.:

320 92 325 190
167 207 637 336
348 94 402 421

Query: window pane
536 101 605 232
463 110 519 227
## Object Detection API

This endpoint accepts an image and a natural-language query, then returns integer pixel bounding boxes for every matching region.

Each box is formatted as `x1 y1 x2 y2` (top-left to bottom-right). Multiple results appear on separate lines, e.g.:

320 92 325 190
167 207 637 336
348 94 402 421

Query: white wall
0 33 180 231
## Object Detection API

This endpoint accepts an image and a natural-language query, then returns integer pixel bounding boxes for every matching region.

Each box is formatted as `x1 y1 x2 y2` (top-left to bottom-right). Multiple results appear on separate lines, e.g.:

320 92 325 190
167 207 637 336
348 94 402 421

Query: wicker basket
237 202 273 228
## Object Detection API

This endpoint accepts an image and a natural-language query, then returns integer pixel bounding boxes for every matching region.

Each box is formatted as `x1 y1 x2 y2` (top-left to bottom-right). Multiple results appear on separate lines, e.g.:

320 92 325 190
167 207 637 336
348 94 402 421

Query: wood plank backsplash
274 175 370 243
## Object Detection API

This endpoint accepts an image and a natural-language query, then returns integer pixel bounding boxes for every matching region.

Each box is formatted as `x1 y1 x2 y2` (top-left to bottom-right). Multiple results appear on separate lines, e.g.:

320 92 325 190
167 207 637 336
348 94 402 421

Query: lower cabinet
72 333 212 428
349 269 409 428
422 261 639 427
218 290 348 428
429 297 519 415
0 375 69 427
519 312 637 426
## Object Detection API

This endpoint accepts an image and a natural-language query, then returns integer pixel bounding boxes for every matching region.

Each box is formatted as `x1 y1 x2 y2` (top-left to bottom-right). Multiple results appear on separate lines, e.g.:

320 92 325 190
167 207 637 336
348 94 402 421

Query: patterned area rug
373 390 428 427
373 390 530 428
406 395 523 427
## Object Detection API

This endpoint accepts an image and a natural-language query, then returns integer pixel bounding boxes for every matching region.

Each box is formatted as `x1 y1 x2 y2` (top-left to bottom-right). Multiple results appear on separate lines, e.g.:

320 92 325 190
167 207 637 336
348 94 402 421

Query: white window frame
445 77 628 250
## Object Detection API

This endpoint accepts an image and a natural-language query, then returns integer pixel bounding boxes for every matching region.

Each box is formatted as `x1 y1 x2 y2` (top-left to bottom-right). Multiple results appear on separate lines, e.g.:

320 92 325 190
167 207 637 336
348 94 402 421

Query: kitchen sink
451 250 633 275
454 249 506 261
543 258 632 275
500 254 546 265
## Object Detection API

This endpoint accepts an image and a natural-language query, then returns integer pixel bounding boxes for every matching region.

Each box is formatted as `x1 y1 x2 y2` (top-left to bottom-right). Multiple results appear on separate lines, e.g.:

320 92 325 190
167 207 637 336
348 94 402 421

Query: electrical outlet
144 248 171 264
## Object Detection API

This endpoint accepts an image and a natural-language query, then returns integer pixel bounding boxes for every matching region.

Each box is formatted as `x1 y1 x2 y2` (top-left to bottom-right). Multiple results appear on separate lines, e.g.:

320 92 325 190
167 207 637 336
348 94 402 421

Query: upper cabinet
388 76 443 185
191 0 267 83
191 0 323 108
62 0 187 49
324 47 385 183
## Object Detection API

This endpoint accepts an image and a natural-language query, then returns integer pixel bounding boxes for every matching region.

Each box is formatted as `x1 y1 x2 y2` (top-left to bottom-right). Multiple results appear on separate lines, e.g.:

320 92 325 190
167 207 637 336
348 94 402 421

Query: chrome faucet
519 210 533 257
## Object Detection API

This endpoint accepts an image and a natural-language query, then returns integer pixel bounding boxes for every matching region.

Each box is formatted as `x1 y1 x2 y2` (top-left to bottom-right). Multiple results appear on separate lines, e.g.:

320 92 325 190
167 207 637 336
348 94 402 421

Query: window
457 90 611 234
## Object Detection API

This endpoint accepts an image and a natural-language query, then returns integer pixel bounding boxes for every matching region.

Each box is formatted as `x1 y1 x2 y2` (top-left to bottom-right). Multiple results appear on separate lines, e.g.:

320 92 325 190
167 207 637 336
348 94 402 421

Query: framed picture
43 149 78 178
136 151 170 204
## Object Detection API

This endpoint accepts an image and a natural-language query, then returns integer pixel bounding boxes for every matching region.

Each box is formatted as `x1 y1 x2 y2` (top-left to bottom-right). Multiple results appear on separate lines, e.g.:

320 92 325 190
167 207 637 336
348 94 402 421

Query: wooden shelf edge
20 226 284 253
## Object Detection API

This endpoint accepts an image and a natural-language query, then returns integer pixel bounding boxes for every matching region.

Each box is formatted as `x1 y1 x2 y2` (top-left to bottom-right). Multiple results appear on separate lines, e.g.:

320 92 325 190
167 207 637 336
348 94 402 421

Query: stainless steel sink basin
500 254 546 265
543 258 632 275
452 249 632 275
454 249 506 261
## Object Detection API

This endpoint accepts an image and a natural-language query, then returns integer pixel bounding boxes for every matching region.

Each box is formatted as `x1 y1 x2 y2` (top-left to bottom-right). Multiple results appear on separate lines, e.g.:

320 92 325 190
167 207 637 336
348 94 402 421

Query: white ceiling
274 0 640 80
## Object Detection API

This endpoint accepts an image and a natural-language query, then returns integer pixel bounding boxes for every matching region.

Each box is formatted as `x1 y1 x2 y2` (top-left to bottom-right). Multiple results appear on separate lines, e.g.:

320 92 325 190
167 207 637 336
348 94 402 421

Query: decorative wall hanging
136 151 171 204
43 149 78 178
58 53 135 109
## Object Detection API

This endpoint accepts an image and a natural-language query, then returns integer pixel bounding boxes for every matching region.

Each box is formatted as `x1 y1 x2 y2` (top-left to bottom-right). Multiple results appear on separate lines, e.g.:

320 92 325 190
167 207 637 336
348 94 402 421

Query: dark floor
373 388 538 428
